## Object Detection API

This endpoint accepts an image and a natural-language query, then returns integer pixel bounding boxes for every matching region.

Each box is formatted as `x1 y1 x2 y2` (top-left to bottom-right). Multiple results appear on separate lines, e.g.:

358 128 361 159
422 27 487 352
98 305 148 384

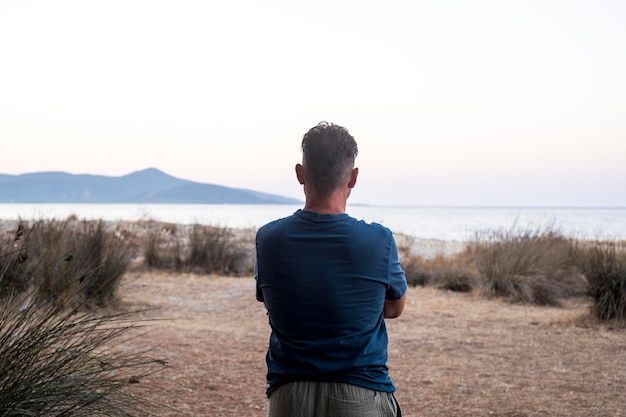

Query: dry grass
118 272 626 417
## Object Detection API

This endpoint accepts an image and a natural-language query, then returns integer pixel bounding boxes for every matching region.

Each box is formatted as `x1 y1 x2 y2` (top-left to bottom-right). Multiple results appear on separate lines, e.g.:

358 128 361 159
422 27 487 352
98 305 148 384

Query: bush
578 241 626 321
429 254 476 293
401 252 476 292
0 225 169 416
0 294 167 416
402 254 433 287
69 221 134 306
469 225 582 306
143 222 180 270
6 219 134 308
0 224 31 298
144 223 253 276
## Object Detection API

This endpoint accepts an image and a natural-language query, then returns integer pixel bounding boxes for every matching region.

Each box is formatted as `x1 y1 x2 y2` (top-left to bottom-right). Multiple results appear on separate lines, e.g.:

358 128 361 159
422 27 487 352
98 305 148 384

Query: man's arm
384 293 407 318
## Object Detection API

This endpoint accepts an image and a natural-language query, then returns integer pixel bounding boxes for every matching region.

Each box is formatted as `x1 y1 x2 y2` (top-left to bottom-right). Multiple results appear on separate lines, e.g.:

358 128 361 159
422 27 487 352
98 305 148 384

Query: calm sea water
1 203 625 242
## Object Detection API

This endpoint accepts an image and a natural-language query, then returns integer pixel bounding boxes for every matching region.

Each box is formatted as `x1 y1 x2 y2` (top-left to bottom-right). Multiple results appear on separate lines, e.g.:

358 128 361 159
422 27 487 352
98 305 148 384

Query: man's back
257 121 406 416
255 209 407 396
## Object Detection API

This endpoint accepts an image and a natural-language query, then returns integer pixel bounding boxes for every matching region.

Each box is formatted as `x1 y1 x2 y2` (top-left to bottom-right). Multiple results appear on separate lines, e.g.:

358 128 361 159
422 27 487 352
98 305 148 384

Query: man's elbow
383 294 407 319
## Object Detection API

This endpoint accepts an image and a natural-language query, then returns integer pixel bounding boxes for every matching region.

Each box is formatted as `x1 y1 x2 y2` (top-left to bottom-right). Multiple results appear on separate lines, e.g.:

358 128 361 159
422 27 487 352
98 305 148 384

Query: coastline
2 204 626 243
1 217 466 260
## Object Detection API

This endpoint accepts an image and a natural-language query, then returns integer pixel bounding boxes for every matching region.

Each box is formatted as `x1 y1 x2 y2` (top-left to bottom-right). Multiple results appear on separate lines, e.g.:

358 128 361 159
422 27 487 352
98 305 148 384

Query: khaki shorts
267 381 401 417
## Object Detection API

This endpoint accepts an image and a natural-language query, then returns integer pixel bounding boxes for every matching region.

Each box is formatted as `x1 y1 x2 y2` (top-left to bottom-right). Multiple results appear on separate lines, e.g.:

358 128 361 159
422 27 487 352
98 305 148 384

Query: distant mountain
0 168 301 204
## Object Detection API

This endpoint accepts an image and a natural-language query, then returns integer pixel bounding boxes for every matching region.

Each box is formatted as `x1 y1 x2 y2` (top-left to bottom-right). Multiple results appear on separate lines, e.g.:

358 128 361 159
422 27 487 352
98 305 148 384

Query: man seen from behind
255 121 407 416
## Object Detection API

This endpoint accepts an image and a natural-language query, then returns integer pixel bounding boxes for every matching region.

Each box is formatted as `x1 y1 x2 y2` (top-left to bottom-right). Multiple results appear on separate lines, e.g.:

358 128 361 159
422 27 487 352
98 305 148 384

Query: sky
1 0 625 207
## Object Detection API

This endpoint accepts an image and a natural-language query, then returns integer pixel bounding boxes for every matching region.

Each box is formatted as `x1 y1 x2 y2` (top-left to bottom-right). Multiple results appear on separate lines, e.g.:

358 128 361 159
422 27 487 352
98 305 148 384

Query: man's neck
303 192 348 214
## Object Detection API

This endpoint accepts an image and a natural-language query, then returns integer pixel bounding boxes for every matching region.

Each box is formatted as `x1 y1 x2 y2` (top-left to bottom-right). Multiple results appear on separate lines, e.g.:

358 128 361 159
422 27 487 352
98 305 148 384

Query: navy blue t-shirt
255 209 407 396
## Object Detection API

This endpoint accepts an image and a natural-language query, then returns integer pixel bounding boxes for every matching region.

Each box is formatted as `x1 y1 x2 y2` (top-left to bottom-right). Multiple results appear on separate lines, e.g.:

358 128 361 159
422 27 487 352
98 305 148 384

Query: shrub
187 224 251 275
144 223 253 276
8 219 134 308
469 225 581 306
578 241 626 321
144 233 162 268
0 294 167 416
0 226 169 416
143 223 181 270
22 219 77 305
0 224 31 298
401 254 433 287
401 252 476 292
75 221 135 306
428 253 476 293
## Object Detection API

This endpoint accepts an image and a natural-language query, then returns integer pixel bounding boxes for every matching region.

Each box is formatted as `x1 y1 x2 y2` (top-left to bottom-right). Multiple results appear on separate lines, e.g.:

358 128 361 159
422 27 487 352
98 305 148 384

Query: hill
0 168 301 204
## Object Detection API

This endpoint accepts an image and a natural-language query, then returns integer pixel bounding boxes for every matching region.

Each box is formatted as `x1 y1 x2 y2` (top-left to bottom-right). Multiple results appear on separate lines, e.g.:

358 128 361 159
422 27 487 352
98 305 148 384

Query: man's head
298 121 358 195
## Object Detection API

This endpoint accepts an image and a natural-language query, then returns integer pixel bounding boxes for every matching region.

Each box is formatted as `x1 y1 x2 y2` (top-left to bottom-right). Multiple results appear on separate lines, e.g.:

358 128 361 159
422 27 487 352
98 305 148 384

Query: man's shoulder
257 213 298 235
365 220 391 232
351 217 393 236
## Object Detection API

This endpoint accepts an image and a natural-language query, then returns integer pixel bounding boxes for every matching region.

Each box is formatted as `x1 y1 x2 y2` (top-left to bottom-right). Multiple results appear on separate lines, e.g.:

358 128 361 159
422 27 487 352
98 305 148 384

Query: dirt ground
118 271 626 417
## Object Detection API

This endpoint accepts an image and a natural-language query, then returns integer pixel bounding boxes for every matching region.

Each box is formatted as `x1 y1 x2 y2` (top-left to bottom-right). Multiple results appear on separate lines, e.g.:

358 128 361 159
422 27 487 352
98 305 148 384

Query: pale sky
1 0 625 206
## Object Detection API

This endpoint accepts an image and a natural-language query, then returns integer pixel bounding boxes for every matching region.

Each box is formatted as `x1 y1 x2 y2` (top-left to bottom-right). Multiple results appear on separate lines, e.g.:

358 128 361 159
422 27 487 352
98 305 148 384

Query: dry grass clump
401 225 592 308
576 240 626 320
0 224 30 297
468 225 585 306
402 252 476 292
0 294 168 416
400 254 433 287
143 222 181 270
0 222 170 417
144 224 253 276
1 219 134 308
401 223 626 322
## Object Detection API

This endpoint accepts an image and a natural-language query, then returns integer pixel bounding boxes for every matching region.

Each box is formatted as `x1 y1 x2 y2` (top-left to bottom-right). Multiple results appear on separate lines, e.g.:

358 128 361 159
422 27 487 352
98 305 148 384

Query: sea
1 203 625 243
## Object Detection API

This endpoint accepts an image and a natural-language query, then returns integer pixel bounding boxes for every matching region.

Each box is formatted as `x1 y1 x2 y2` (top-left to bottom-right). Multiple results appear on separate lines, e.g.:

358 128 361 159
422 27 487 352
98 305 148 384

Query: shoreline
2 204 626 243
0 217 467 260
4 216 624 261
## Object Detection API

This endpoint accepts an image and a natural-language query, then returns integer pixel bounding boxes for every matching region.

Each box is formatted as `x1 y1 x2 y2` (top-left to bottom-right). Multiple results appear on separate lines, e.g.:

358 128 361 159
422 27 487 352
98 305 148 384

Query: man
255 121 407 417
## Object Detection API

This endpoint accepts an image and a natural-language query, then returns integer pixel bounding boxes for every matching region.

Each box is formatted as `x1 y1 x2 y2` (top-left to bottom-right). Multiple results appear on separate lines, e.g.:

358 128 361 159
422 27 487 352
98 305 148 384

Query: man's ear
348 167 358 189
295 163 305 185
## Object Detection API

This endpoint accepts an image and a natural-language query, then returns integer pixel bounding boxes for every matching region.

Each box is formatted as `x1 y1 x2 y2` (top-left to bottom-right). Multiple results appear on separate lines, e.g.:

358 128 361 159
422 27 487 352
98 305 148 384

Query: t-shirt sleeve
386 234 407 300
254 252 264 302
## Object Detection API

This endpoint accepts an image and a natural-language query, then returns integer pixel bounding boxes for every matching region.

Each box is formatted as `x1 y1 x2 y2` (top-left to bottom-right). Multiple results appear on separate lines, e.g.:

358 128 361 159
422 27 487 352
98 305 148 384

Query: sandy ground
118 271 626 417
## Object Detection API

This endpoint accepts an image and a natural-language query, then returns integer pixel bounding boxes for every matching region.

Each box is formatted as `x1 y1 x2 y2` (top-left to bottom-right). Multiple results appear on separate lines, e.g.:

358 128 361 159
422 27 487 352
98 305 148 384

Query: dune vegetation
398 224 626 320
1 217 625 416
